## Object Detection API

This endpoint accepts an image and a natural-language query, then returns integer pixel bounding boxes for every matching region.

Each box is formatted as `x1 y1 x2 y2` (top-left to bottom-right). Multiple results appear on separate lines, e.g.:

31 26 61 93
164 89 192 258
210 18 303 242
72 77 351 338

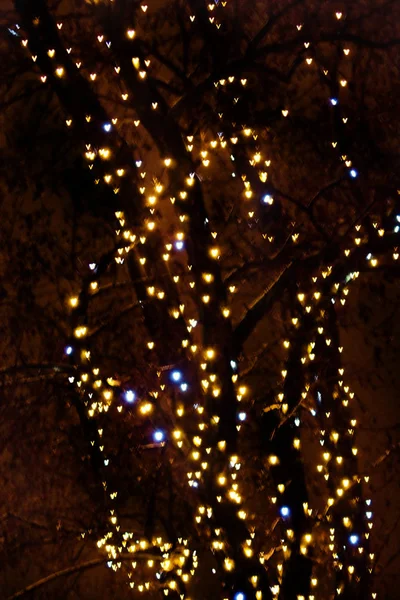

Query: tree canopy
1 1 400 599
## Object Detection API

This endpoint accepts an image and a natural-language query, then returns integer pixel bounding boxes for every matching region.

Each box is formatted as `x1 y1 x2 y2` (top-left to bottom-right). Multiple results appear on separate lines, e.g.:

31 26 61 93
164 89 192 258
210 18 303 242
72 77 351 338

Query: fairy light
153 430 165 443
171 370 182 382
125 390 136 403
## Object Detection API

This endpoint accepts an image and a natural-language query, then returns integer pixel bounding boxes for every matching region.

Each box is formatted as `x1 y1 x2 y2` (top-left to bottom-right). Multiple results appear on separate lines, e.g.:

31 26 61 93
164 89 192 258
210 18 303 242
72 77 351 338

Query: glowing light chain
19 6 400 597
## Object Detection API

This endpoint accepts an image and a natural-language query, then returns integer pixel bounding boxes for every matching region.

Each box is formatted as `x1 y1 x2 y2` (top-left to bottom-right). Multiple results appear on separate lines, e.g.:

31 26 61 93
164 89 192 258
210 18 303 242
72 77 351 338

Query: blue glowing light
330 98 338 106
125 390 136 403
280 506 290 518
175 241 184 251
153 430 165 443
65 346 73 355
180 383 188 392
171 370 182 382
238 412 247 422
230 360 237 370
262 194 274 205
103 122 112 132
234 593 245 600
349 169 358 178
349 534 359 545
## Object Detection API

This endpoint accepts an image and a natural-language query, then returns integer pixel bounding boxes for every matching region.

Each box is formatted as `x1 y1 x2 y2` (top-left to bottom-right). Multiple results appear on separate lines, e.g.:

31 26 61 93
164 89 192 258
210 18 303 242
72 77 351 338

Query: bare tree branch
6 553 164 600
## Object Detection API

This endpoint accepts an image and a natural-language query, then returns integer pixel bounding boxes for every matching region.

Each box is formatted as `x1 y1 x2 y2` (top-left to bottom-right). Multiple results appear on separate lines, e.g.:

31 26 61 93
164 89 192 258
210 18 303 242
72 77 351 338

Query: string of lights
13 0 399 598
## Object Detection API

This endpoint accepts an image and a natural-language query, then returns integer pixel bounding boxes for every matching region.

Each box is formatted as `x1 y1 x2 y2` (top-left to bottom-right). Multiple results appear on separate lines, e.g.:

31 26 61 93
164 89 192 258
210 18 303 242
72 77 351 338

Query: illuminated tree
1 1 400 599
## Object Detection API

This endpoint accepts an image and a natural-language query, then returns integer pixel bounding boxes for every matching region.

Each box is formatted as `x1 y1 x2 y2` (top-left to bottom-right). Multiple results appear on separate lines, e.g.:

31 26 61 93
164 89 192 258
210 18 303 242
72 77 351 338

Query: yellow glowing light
74 326 87 338
224 558 234 571
140 402 153 415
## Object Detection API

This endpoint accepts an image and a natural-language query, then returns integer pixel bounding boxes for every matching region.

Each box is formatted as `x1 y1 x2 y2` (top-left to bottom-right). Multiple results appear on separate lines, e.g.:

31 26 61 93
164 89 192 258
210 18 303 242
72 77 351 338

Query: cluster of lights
258 17 400 597
15 2 400 598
